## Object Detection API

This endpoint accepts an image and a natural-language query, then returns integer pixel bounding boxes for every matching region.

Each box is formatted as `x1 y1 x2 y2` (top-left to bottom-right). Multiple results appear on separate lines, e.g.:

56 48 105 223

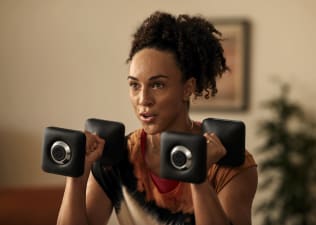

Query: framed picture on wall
191 19 250 111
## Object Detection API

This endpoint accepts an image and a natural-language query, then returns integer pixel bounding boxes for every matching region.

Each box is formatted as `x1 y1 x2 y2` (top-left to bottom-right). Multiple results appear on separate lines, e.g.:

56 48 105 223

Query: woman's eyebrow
127 75 138 81
127 74 168 81
149 75 168 80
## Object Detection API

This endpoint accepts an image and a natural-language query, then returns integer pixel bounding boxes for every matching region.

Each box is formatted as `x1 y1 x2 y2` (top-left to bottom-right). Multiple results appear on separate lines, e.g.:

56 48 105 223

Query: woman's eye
129 82 140 90
152 82 165 89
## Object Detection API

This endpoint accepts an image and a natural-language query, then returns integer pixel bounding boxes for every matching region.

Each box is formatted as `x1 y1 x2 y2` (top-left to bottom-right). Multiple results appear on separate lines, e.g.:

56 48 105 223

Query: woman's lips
139 112 156 123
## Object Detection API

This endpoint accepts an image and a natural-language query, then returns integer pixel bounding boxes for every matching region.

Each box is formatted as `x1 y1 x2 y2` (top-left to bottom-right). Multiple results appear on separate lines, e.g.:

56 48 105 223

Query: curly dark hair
127 11 229 98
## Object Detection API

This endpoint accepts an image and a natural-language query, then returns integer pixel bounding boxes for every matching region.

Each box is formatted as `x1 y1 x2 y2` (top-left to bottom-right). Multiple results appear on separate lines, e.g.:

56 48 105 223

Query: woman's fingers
84 131 105 160
204 132 227 166
204 132 221 145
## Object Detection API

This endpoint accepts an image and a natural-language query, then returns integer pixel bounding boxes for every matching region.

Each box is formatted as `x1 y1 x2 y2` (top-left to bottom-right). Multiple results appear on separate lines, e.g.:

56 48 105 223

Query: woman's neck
147 118 199 154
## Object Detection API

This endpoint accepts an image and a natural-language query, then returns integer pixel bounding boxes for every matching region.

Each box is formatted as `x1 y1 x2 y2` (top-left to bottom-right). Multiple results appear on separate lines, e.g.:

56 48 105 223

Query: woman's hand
57 132 106 225
84 131 105 173
203 132 227 168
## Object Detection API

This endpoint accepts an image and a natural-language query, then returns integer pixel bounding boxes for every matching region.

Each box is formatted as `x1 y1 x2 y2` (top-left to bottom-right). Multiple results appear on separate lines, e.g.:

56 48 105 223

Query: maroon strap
140 130 179 193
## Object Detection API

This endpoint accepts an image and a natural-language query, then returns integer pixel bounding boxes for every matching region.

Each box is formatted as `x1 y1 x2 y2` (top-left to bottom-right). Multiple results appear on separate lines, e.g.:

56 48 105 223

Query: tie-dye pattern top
92 129 257 225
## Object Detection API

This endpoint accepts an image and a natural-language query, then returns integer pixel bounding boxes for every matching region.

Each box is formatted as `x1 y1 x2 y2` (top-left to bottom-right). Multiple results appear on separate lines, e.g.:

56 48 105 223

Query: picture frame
191 19 250 111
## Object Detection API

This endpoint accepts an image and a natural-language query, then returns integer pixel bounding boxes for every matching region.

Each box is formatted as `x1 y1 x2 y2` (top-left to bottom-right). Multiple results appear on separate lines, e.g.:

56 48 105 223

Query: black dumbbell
160 118 246 183
41 118 125 177
42 127 86 177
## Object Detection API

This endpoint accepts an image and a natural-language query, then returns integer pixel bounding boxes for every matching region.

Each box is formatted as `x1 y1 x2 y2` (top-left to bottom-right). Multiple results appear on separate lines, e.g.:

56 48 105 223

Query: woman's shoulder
126 129 143 150
126 128 143 142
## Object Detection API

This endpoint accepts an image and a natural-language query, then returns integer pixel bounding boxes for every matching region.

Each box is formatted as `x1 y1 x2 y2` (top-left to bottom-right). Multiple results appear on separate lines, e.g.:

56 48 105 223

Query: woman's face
128 48 192 134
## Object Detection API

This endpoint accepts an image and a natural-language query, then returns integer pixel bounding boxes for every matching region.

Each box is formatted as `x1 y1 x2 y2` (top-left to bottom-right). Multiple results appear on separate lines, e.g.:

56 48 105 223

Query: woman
57 11 257 225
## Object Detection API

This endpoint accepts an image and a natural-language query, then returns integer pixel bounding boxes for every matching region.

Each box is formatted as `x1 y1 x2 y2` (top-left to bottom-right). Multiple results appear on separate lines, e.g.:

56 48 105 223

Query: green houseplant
255 81 316 225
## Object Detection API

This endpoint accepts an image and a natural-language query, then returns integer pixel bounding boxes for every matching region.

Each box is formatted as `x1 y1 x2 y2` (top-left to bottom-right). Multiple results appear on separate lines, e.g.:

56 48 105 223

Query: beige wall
1 0 316 223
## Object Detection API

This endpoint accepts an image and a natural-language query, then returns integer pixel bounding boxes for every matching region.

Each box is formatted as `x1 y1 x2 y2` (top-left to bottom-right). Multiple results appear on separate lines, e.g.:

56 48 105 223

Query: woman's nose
138 88 154 106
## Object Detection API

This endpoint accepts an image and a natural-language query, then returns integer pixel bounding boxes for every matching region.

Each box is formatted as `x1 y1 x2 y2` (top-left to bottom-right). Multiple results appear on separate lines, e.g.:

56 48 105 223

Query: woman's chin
142 124 162 135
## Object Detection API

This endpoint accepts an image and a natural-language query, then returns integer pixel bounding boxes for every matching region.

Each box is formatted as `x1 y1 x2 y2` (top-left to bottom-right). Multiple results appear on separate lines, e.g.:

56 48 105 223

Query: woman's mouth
139 112 156 123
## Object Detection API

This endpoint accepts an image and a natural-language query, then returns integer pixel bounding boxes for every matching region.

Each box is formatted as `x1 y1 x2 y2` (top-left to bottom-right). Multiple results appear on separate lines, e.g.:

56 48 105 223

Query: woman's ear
183 77 196 101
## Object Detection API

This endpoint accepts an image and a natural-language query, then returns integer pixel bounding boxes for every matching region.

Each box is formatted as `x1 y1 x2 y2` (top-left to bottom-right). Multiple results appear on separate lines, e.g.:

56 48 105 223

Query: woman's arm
57 132 113 225
218 167 258 225
191 167 257 225
86 173 113 225
191 181 230 225
192 132 258 225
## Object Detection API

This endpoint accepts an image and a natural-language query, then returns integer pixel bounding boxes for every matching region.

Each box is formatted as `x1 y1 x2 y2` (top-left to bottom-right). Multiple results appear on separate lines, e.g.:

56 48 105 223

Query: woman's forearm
57 176 90 225
191 181 230 225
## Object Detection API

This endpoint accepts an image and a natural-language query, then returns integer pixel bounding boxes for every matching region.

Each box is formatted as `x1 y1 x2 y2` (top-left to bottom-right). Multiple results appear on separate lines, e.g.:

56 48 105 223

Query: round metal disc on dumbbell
50 141 71 165
170 145 193 170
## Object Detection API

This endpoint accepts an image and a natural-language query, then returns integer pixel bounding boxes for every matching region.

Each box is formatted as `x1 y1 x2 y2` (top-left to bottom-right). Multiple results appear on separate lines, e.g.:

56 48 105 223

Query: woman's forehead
129 48 182 80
